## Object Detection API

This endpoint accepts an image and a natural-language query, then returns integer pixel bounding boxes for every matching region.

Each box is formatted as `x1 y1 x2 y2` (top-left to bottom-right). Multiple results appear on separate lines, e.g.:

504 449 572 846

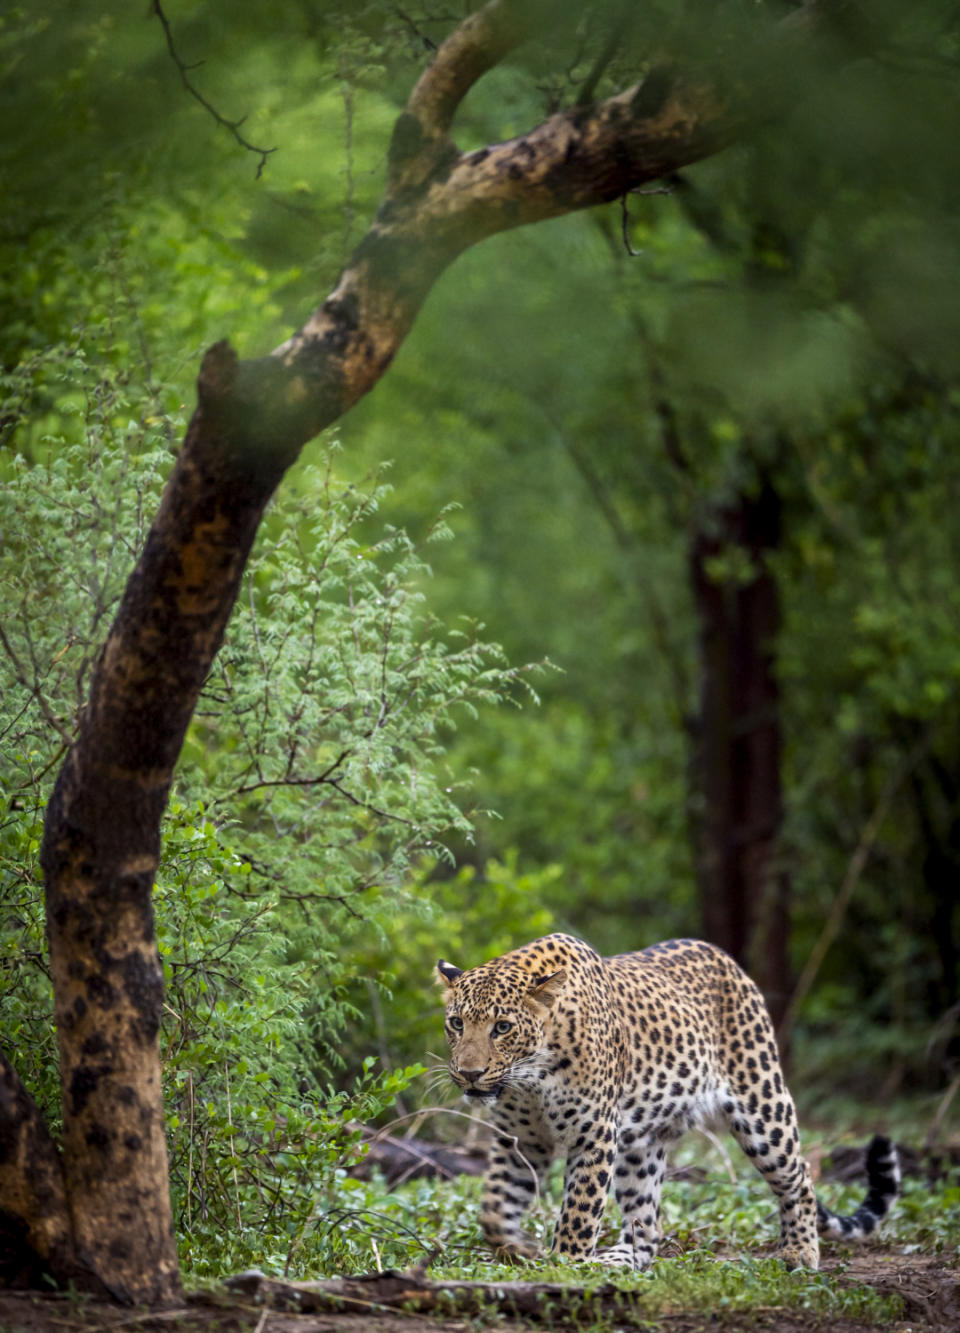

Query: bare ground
0 1251 956 1333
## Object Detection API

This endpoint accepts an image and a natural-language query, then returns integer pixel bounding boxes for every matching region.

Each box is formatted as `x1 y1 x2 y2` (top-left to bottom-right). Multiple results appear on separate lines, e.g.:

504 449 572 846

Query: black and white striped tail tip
817 1134 900 1240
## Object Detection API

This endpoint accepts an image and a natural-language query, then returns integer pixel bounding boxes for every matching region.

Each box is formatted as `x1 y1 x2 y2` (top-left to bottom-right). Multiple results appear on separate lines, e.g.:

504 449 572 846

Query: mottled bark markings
0 1054 95 1290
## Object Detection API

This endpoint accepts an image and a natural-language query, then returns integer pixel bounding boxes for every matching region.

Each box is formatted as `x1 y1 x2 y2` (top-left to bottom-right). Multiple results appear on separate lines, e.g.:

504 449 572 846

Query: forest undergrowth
1 1115 956 1333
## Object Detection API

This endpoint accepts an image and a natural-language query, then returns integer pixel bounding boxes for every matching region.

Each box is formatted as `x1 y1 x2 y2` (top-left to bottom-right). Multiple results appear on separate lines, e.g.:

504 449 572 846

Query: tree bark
689 477 791 1027
1 0 851 1302
0 1054 101 1292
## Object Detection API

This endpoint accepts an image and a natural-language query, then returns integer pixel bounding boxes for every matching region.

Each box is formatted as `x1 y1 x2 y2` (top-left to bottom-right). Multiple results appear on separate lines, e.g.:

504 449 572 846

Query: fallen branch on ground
224 1267 647 1321
352 1128 486 1185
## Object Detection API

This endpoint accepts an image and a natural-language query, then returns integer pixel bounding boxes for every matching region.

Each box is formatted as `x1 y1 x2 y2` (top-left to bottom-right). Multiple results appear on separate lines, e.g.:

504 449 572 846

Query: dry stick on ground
353 1127 486 1185
367 1106 544 1207
0 0 859 1306
224 1268 666 1322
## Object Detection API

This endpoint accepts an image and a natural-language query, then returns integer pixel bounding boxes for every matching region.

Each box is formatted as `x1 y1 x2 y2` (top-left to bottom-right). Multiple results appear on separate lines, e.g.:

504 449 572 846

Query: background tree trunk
689 476 791 1028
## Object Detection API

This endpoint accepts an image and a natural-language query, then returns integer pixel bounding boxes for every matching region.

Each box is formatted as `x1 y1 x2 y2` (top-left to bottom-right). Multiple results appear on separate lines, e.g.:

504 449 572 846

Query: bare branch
778 737 928 1041
620 193 644 257
394 8 438 54
0 619 74 748
575 0 635 107
150 0 276 178
228 748 351 799
620 183 674 256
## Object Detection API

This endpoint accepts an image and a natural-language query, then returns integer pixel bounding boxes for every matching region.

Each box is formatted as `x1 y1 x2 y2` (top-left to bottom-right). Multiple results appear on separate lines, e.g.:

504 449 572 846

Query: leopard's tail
816 1134 900 1240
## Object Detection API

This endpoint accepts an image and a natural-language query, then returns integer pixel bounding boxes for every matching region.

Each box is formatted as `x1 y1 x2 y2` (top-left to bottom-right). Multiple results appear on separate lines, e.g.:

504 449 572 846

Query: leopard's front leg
553 1120 617 1260
480 1132 550 1260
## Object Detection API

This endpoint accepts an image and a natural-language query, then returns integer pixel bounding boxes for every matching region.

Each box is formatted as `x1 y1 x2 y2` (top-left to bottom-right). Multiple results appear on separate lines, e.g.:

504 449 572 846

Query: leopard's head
436 955 567 1102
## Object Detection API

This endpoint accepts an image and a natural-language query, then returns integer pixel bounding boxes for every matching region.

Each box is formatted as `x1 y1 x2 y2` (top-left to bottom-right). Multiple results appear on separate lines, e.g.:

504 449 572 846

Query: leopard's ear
436 959 464 988
527 968 567 1010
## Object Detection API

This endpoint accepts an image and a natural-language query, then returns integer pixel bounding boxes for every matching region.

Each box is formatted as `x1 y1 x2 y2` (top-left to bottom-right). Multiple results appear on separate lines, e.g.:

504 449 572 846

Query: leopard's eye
448 1015 464 1033
492 1019 513 1036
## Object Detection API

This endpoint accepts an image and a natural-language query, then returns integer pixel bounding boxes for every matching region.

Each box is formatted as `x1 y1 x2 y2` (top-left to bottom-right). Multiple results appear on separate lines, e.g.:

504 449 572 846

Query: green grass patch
524 1254 901 1324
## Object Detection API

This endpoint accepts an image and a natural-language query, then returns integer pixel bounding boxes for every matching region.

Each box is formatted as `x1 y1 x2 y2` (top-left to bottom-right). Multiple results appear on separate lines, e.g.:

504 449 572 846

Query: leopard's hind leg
724 1087 820 1269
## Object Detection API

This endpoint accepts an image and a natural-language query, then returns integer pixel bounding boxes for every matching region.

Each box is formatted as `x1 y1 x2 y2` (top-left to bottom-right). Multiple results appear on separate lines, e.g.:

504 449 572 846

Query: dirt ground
0 1251 956 1333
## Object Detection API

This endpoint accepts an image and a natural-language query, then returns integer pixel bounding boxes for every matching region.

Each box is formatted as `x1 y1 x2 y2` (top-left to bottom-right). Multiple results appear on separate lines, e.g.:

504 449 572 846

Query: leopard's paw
593 1242 656 1271
776 1241 819 1271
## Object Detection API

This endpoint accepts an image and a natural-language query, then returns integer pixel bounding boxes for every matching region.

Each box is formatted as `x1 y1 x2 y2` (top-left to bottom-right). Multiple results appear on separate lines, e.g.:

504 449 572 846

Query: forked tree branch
273 0 836 434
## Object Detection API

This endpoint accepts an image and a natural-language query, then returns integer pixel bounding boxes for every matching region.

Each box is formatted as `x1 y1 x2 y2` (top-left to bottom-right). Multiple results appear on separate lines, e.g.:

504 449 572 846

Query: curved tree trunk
0 0 848 1303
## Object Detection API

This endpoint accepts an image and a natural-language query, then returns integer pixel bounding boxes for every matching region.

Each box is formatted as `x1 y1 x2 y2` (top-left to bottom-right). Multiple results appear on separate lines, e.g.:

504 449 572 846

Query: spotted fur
437 933 898 1269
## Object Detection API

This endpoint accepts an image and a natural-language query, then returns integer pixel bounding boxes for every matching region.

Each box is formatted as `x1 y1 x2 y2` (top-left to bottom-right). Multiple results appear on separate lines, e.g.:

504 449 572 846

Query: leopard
437 932 899 1269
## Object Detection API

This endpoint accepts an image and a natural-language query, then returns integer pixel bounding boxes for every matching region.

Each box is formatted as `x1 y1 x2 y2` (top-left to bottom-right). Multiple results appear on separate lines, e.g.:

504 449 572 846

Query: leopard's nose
460 1068 485 1083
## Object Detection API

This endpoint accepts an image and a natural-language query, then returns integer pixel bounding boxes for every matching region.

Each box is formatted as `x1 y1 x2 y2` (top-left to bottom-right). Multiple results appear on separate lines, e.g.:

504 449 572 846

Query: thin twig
371 1106 542 1208
14 742 68 790
778 739 927 1041
620 184 675 257
575 0 634 106
0 620 74 746
394 7 438 53
89 1311 192 1332
150 0 276 177
698 1128 737 1183
187 1071 195 1230
925 1068 960 1150
228 749 350 798
224 1061 243 1231
620 193 644 256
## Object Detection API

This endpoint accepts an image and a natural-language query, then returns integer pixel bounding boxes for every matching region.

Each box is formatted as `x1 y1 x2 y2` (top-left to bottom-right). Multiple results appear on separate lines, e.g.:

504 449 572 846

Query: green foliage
892 1175 960 1255
0 790 55 1114
451 707 695 959
336 851 560 1077
1 349 178 1128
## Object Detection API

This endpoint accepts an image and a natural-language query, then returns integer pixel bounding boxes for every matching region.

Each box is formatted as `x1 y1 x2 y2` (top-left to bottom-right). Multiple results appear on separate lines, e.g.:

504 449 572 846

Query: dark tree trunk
689 477 791 1028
